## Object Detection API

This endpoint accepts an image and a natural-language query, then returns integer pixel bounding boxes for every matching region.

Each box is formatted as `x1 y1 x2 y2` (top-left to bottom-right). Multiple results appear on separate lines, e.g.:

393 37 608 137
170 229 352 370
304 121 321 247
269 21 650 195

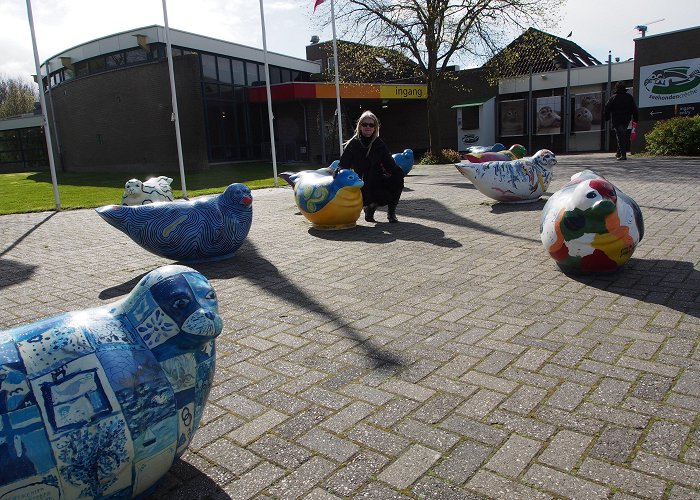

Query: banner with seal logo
639 57 700 108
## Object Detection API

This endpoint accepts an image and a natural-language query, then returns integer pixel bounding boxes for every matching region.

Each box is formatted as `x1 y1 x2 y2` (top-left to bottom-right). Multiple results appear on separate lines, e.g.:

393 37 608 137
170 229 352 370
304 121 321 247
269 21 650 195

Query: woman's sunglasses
360 122 376 128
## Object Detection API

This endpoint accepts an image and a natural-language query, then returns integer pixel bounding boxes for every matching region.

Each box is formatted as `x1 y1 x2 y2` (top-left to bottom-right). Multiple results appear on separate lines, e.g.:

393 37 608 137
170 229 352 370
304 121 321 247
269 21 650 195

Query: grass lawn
0 162 314 215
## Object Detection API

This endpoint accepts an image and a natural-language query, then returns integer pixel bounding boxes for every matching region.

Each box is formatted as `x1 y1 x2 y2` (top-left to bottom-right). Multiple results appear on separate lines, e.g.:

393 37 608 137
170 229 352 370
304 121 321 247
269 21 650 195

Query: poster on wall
499 99 526 136
535 96 562 135
572 92 603 132
639 57 700 108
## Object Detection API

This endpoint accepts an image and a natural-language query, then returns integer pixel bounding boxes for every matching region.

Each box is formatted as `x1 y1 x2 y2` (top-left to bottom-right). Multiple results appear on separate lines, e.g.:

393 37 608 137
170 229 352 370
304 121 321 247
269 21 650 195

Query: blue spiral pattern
96 183 252 262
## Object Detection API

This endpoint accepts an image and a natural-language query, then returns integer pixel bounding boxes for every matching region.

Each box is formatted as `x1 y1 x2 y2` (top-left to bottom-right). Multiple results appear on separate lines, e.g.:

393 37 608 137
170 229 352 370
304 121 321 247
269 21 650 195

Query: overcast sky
1 0 699 81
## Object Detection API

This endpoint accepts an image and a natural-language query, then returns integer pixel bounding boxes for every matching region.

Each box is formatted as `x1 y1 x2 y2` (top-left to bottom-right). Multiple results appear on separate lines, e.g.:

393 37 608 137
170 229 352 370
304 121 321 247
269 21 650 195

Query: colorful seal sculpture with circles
0 265 222 499
540 170 644 273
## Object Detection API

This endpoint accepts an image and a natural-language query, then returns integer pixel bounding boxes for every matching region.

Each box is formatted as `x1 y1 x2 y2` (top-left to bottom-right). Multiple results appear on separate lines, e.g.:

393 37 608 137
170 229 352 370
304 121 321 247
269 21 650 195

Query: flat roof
42 25 320 75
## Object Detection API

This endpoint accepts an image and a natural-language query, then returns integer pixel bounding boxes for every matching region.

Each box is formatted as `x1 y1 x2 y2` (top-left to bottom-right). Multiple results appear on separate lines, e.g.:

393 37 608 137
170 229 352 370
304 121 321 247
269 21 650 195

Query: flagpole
26 0 60 211
259 0 279 187
330 0 343 154
162 0 188 199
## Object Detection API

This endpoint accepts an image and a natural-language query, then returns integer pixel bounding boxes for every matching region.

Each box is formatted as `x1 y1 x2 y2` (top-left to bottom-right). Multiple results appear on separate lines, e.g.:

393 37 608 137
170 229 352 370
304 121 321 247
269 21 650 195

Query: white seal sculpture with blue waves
455 149 556 203
0 265 222 498
97 183 252 262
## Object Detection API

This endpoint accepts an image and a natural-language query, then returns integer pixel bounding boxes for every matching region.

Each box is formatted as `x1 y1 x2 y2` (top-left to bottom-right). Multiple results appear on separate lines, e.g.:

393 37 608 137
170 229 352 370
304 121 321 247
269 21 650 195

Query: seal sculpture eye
586 191 597 199
172 298 190 309
205 290 216 300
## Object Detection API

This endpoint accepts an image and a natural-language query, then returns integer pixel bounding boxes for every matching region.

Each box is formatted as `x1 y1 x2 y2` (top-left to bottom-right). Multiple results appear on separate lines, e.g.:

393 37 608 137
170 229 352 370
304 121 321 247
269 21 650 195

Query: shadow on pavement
566 258 700 319
0 259 38 291
99 242 405 371
309 221 461 248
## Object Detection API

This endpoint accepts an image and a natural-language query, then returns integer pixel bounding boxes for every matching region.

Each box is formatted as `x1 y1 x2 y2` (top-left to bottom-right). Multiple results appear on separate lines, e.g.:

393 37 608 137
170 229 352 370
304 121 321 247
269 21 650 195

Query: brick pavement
1 153 699 499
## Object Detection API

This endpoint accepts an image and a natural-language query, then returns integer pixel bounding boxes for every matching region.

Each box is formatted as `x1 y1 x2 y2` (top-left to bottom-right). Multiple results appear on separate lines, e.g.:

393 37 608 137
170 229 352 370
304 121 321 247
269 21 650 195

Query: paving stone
524 463 610 499
377 444 441 490
633 451 700 488
642 420 690 458
267 456 336 499
590 426 643 464
467 470 552 499
432 440 492 484
322 451 389 496
484 433 542 478
538 429 593 471
298 427 360 462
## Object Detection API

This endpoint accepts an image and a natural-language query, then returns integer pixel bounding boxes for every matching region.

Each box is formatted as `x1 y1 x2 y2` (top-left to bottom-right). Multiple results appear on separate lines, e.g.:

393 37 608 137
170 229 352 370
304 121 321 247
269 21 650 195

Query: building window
217 57 232 84
246 61 260 86
201 53 217 82
461 107 480 130
232 59 245 85
269 66 282 84
125 48 148 64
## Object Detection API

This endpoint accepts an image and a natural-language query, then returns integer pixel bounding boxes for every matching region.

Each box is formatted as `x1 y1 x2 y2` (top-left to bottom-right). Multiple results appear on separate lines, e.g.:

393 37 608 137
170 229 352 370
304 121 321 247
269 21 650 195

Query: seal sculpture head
456 149 556 203
0 265 222 498
392 149 415 175
540 170 644 273
288 166 364 229
121 176 174 206
97 183 253 262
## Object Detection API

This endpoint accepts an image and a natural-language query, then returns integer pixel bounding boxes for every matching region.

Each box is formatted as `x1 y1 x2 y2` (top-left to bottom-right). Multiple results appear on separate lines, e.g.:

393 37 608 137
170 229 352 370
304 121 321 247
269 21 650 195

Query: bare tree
0 75 38 119
329 0 561 154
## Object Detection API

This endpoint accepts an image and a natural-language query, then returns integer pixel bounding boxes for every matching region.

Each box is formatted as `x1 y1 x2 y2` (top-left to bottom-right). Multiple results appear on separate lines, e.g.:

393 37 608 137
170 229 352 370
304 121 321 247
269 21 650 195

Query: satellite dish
634 18 664 37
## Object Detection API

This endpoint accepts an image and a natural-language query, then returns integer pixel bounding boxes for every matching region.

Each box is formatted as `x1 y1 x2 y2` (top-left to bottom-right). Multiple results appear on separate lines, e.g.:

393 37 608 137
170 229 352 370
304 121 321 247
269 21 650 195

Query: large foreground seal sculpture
287 164 364 229
540 170 644 273
455 149 556 203
96 183 252 262
121 176 174 206
0 265 222 498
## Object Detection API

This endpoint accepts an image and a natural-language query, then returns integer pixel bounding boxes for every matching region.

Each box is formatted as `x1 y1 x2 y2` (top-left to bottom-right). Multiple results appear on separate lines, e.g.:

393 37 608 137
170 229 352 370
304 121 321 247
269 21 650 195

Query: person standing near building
604 82 639 160
339 110 405 223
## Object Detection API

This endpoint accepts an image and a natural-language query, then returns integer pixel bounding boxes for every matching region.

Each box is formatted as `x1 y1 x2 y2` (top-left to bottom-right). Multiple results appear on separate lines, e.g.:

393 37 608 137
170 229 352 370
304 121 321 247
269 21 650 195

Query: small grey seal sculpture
0 265 222 498
121 176 174 206
97 183 253 262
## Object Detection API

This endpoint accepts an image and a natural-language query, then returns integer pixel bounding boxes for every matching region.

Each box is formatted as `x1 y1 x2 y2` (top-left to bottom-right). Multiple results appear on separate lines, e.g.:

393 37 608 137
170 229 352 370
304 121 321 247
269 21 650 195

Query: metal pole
565 61 571 153
259 0 279 186
25 0 60 210
162 0 187 199
528 67 533 154
330 0 343 154
605 51 612 152
45 61 63 171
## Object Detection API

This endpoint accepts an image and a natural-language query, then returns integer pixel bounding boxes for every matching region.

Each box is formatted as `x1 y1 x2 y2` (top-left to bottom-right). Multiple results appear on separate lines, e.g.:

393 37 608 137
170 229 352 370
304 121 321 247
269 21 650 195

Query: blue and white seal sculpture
455 149 556 203
121 176 174 206
0 265 222 499
96 183 252 262
287 164 364 229
540 170 644 273
392 149 414 175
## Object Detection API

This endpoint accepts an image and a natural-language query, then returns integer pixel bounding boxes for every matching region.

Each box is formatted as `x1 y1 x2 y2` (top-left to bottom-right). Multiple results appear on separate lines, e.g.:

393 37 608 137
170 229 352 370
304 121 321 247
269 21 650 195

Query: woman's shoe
387 206 399 223
364 203 377 222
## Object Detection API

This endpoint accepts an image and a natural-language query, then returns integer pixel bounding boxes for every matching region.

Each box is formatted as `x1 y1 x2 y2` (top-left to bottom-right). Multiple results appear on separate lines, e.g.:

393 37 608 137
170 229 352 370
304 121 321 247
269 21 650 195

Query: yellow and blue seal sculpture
287 164 364 229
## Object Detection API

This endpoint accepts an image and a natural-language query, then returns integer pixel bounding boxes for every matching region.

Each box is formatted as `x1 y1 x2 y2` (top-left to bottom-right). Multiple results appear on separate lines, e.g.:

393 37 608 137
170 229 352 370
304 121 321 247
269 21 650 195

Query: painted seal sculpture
455 149 556 203
96 183 252 262
464 143 505 154
462 144 527 163
0 265 222 499
287 165 364 229
540 170 644 273
121 176 174 206
392 149 415 175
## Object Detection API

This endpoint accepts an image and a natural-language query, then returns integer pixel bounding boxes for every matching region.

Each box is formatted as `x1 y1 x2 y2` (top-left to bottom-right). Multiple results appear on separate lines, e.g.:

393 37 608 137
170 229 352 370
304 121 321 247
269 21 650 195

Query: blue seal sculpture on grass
0 265 222 499
287 164 364 229
456 149 556 203
96 183 252 262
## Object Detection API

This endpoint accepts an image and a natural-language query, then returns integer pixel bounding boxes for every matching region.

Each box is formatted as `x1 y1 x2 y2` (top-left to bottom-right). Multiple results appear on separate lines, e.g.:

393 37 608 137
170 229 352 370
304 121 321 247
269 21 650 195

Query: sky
1 0 699 82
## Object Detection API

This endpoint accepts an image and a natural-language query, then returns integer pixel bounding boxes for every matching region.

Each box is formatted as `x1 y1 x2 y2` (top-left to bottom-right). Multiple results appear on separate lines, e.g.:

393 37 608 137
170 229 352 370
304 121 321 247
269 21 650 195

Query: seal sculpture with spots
0 265 222 498
540 170 644 273
455 149 556 203
121 176 174 206
287 166 364 229
96 183 252 262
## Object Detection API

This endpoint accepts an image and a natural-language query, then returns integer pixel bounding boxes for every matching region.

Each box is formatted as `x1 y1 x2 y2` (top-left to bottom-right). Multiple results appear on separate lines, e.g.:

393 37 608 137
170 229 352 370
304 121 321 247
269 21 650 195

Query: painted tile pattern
0 265 222 499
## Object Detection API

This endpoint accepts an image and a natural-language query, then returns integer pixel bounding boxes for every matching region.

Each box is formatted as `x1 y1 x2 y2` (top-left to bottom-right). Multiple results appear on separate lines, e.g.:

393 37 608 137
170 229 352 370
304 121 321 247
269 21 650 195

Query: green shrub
419 149 462 164
644 115 700 156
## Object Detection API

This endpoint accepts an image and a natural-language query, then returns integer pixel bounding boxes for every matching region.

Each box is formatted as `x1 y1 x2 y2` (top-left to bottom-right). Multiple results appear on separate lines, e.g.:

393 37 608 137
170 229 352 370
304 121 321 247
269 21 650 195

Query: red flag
313 0 326 12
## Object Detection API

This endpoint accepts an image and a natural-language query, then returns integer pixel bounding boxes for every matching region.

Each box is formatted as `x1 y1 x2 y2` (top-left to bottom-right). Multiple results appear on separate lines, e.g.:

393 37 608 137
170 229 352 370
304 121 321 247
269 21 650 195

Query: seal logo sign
644 65 700 95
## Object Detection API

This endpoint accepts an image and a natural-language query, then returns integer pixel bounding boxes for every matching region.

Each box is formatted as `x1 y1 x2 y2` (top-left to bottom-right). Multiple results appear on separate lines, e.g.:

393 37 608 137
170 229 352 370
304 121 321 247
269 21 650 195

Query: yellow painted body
300 186 363 229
